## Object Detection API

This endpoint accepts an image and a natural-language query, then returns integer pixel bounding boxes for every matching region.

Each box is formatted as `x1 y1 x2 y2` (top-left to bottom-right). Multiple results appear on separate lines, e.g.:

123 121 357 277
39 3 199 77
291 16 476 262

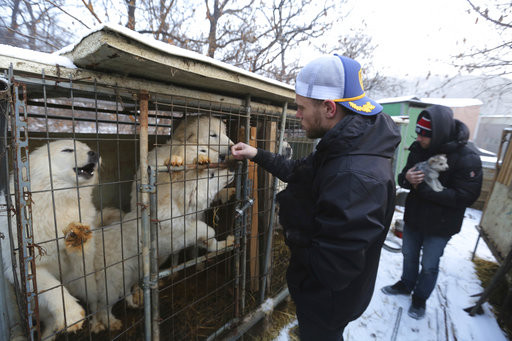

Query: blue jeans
400 226 451 300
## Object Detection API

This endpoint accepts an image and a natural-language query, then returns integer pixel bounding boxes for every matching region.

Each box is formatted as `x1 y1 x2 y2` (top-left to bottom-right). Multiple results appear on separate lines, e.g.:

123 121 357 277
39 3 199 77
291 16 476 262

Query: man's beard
305 115 327 139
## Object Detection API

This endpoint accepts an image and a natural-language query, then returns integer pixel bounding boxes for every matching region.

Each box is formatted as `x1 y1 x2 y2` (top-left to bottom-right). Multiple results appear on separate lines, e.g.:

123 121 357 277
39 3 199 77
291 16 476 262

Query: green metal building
379 96 430 181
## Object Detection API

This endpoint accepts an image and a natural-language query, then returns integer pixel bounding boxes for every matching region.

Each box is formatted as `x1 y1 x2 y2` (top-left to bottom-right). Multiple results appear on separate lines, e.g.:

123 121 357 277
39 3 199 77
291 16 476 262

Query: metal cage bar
1 63 300 340
10 75 41 340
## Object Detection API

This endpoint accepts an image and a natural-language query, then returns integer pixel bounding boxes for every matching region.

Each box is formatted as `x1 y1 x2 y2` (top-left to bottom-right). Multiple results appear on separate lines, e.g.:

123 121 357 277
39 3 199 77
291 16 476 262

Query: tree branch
44 0 90 29
80 0 102 25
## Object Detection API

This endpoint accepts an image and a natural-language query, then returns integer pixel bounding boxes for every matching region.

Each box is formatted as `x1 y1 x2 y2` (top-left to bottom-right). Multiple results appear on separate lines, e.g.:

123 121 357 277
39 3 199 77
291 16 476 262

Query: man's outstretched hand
231 142 257 160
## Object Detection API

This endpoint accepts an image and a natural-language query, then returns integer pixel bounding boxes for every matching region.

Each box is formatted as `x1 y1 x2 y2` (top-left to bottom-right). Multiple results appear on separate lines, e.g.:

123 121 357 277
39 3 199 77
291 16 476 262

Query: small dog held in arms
415 154 449 192
1 140 100 340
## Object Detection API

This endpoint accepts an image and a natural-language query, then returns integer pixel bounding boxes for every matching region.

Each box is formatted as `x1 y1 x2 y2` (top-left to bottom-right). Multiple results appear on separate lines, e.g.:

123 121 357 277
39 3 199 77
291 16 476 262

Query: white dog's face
428 154 449 172
30 139 100 187
281 140 293 160
173 116 233 158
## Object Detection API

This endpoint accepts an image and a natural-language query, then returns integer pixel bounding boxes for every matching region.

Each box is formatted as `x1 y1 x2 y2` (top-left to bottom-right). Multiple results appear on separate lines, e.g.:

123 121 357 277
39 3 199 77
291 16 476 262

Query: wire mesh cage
0 56 312 340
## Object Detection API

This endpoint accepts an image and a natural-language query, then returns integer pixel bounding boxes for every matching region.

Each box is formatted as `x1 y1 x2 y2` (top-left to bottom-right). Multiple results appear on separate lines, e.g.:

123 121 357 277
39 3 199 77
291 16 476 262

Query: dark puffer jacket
398 105 483 237
253 112 401 329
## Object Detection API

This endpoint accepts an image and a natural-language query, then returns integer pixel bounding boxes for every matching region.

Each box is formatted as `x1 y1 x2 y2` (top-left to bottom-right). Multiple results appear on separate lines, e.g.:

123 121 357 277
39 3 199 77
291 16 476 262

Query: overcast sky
303 0 503 79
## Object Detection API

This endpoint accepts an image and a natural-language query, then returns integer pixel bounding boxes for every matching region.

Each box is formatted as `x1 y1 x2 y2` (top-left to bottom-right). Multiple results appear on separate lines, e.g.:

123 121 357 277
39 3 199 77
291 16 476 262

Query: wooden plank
248 127 260 291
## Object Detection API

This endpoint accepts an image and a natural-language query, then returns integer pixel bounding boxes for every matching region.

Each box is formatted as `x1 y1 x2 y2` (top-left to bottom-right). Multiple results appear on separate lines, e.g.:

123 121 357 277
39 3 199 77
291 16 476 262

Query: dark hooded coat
253 112 401 329
398 105 483 237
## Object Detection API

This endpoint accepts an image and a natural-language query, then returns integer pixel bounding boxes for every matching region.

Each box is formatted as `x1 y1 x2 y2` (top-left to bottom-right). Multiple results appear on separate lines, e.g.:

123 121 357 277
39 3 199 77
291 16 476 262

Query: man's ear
323 100 337 118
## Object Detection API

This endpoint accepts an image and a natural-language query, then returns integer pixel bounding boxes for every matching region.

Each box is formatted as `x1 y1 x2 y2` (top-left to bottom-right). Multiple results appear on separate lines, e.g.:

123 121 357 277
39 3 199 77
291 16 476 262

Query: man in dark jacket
231 54 401 340
382 105 483 320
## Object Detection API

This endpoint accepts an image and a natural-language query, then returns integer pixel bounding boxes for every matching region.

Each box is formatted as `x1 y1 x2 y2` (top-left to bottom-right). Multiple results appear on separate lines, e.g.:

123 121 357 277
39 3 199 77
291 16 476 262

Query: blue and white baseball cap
295 54 382 115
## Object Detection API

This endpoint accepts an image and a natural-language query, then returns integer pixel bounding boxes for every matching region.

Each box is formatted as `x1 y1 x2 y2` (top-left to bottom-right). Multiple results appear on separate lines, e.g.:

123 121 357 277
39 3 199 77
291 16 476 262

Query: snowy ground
275 207 509 341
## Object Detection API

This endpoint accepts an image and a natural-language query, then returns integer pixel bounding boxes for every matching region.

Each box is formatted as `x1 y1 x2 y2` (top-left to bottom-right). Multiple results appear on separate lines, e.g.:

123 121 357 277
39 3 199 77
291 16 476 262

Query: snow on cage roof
0 44 76 69
55 23 295 104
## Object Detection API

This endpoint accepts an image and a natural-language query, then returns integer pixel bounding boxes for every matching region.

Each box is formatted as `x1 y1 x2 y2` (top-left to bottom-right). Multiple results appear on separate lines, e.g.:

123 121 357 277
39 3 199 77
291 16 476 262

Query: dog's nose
219 153 226 162
88 151 99 163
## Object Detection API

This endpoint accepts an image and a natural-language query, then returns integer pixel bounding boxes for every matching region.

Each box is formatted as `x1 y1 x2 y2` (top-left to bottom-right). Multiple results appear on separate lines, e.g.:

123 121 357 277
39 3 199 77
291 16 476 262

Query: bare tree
203 0 255 58
0 0 71 51
0 0 385 90
126 0 136 29
245 0 334 82
458 0 512 77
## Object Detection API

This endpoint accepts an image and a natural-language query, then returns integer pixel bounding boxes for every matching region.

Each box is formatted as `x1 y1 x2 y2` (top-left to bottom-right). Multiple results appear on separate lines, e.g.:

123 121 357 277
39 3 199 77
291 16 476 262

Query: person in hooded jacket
381 104 483 320
231 54 401 341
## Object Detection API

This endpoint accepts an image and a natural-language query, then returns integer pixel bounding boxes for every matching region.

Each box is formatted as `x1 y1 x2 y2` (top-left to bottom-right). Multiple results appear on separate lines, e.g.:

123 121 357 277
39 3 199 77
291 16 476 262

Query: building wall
452 105 480 140
474 116 512 153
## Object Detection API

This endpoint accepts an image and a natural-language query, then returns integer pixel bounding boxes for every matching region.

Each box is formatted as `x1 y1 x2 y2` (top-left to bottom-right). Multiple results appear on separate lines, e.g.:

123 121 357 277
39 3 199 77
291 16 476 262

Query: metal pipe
138 91 152 341
157 246 235 279
240 95 251 315
149 167 160 341
11 79 40 340
390 307 403 341
0 78 9 340
260 102 288 303
0 236 10 341
205 317 240 341
221 288 290 341
233 162 243 317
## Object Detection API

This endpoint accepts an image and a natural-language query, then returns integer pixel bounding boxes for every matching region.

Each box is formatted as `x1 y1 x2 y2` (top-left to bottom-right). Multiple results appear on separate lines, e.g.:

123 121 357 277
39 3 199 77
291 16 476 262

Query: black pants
296 310 345 341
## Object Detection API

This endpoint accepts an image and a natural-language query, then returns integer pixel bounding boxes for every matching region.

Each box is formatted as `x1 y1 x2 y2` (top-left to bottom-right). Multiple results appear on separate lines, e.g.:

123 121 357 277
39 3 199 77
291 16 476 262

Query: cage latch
139 184 156 193
235 198 254 217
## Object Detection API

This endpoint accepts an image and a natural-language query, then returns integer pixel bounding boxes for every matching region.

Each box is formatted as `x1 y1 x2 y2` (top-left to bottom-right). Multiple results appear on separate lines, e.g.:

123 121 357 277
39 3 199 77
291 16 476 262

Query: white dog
93 115 235 331
1 140 100 340
91 147 235 332
415 154 449 192
130 115 233 213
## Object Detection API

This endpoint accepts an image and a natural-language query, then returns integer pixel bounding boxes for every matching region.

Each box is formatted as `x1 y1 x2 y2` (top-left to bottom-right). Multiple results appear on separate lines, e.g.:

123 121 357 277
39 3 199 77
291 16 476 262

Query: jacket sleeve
252 148 309 182
397 152 417 189
416 152 483 208
293 170 390 291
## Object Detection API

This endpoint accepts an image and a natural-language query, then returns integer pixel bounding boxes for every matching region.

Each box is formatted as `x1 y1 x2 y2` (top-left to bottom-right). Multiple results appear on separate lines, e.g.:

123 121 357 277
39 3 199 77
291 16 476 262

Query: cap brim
339 96 382 116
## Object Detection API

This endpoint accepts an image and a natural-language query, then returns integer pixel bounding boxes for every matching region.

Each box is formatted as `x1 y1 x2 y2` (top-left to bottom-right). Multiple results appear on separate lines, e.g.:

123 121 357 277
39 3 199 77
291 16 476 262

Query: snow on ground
275 208 508 341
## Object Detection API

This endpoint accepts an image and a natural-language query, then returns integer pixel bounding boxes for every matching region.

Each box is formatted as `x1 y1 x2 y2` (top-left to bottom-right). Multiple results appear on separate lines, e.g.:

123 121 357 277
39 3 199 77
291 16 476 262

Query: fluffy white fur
166 115 233 166
415 154 449 192
130 115 233 211
92 116 235 332
1 140 100 340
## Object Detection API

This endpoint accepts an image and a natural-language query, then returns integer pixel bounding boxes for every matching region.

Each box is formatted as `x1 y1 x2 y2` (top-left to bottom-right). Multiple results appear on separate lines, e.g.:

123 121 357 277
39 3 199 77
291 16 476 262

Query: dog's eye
200 149 207 153
210 133 218 138
61 149 74 153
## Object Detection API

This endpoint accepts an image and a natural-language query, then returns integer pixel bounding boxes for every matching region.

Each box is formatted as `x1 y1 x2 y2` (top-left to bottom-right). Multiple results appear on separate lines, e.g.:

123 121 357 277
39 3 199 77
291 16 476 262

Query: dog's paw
126 284 144 309
62 222 92 251
91 312 123 333
226 235 235 247
61 304 85 334
109 317 123 331
195 154 211 165
90 316 106 334
205 236 234 252
165 155 184 167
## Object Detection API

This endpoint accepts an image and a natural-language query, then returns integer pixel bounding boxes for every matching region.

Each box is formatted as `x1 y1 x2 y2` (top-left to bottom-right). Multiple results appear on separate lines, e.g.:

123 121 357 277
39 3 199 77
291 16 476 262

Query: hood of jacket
415 105 470 154
315 111 401 159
